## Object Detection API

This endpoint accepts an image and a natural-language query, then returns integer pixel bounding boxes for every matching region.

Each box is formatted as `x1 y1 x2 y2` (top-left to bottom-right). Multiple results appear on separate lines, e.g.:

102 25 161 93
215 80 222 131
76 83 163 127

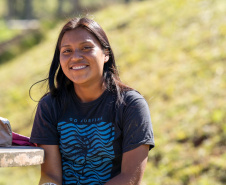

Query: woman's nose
71 50 83 61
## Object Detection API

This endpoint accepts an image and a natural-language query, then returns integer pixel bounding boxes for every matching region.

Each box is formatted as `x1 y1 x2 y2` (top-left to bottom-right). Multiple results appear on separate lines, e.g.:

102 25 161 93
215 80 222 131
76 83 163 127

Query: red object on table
12 132 37 147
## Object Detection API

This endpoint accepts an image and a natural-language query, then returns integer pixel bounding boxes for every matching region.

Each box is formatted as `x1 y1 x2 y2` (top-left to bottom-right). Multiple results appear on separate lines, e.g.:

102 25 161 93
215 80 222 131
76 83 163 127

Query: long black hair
30 17 132 107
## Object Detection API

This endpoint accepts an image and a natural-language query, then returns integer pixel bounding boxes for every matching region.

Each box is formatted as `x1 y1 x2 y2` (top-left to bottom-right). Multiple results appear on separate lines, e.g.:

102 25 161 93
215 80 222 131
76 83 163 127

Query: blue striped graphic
57 121 115 185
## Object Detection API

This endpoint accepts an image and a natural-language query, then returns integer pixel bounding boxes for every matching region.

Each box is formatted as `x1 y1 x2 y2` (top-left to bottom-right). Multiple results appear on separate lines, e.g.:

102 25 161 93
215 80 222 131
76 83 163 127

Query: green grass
0 20 22 43
0 0 226 184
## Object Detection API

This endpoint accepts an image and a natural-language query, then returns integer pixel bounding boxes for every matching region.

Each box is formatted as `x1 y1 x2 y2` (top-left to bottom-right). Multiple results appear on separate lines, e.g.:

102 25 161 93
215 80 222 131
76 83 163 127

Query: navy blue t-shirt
30 90 154 185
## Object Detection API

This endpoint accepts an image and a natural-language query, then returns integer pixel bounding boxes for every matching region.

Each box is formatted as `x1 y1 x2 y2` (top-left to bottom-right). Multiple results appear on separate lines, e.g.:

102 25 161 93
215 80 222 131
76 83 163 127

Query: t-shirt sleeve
122 91 154 153
30 96 59 145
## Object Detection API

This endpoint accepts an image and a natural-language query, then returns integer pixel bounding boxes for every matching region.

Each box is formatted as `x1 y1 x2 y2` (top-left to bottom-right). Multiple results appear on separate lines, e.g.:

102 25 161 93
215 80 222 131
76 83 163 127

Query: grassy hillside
0 0 226 184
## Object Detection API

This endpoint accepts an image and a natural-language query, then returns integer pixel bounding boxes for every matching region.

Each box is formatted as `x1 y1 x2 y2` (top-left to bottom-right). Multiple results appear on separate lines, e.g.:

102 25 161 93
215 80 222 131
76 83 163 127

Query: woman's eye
62 49 71 53
82 46 92 50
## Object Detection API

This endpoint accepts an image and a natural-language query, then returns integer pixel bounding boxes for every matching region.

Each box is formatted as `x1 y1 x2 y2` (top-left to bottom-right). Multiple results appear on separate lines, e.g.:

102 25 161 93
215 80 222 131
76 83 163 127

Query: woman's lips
71 65 87 70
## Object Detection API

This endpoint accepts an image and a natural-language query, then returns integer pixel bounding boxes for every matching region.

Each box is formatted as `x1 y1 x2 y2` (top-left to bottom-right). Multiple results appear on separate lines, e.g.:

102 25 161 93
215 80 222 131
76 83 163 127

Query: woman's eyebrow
61 41 94 48
60 44 71 48
80 40 94 45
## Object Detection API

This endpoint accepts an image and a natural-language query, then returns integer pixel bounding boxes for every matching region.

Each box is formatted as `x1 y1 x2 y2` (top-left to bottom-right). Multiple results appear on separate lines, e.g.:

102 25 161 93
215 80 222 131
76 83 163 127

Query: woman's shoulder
38 93 59 108
114 90 148 110
122 90 145 102
39 93 53 103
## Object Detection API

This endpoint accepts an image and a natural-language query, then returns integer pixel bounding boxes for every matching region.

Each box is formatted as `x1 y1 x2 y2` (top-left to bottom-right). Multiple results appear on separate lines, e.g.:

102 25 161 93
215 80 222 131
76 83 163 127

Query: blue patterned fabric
58 121 115 184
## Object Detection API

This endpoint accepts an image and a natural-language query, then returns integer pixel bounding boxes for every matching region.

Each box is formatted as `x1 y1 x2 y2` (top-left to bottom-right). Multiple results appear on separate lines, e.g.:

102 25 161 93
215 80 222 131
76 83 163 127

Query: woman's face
59 27 109 89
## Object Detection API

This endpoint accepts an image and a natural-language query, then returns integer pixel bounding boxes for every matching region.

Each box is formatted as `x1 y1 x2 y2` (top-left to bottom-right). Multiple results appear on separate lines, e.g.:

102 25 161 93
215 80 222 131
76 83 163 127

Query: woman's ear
104 55 109 63
104 49 110 63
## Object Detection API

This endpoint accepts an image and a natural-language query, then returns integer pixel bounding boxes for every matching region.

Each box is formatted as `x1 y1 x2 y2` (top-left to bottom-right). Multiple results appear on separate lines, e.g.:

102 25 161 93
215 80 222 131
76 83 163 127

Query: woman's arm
105 144 149 185
38 144 62 185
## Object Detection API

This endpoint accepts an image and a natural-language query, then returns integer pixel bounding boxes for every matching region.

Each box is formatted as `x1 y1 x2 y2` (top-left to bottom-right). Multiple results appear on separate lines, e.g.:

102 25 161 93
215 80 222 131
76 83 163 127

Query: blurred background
0 0 225 184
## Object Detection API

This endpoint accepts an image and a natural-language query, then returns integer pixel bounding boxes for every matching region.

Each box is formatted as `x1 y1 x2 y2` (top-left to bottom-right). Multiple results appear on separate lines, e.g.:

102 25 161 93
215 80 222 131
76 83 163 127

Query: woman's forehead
61 28 100 46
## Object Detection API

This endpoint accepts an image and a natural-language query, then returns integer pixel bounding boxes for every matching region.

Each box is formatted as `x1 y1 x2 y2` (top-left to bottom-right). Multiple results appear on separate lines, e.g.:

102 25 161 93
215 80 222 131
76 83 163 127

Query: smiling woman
29 17 154 185
59 27 108 100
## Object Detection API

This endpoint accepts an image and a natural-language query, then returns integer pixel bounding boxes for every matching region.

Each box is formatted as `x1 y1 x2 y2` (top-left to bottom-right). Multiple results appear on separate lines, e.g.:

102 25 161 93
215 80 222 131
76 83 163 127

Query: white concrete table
0 146 44 167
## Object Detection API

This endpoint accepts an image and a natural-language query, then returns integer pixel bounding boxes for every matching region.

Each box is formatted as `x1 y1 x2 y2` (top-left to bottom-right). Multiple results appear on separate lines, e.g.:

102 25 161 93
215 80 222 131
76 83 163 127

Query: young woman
30 17 154 185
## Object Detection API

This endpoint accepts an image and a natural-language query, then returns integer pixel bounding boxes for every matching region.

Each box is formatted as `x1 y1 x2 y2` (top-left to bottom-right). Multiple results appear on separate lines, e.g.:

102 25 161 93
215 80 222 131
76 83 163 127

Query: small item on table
0 117 12 147
0 117 36 147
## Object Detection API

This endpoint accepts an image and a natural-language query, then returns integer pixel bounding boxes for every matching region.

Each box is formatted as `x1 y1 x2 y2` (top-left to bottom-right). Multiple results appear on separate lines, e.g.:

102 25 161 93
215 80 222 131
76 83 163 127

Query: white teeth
72 65 86 70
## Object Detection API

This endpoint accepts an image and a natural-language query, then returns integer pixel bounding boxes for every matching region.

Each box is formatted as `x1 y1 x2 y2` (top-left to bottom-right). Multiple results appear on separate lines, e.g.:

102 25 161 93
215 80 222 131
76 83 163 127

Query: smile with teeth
71 65 87 70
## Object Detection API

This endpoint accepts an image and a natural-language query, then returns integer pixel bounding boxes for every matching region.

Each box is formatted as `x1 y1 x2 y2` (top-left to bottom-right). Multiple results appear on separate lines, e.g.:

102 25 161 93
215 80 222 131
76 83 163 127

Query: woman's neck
73 82 106 103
